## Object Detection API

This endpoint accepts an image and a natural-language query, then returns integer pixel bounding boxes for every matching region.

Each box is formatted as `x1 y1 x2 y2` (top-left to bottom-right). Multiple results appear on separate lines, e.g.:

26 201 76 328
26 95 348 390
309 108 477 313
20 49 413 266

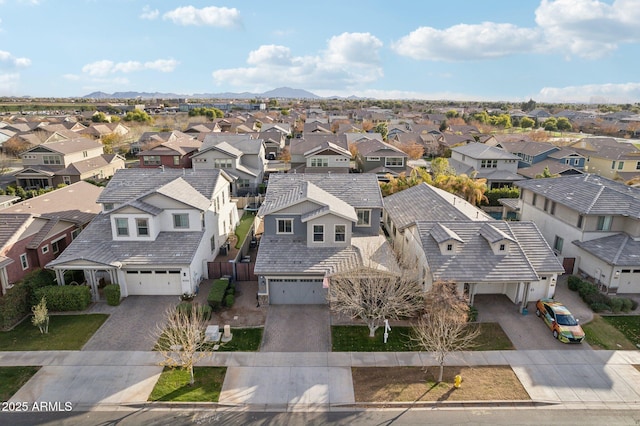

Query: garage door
269 278 327 304
126 270 182 295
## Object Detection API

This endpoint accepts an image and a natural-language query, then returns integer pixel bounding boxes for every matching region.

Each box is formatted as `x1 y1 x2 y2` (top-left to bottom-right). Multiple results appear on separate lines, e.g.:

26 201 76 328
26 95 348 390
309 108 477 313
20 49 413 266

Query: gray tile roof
154 177 211 211
97 168 222 205
517 160 583 179
200 133 263 155
516 174 640 218
0 214 31 249
573 233 640 267
508 222 564 273
27 137 102 155
384 183 491 230
264 173 383 209
416 220 539 282
452 143 521 160
47 214 204 268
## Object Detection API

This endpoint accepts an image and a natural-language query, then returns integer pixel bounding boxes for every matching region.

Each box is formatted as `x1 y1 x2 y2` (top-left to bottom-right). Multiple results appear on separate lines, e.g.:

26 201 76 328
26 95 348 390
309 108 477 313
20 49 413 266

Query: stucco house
254 173 396 304
46 168 238 301
289 134 351 174
354 138 410 179
570 137 640 181
449 142 525 189
137 135 201 169
0 181 103 295
514 174 640 294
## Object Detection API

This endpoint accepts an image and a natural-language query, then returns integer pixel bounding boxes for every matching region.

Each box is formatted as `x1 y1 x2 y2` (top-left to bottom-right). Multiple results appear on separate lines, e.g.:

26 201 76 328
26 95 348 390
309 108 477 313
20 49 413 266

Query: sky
1 0 640 103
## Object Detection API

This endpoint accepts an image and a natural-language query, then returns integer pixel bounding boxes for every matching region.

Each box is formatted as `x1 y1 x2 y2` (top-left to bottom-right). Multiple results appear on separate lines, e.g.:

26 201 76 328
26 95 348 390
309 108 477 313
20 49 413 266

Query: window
313 225 324 242
532 193 537 206
103 203 114 211
356 209 371 226
213 158 233 168
52 240 60 254
597 215 612 231
173 156 180 166
83 151 88 158
277 218 293 234
210 235 216 252
366 156 380 161
43 155 61 165
636 161 640 170
237 179 250 188
574 158 580 166
136 218 149 236
334 224 346 242
310 157 328 167
577 215 584 229
115 218 129 236
385 157 404 167
499 243 506 251
553 236 564 253
618 161 624 170
480 159 498 168
173 214 189 229
62 176 71 185
41 245 49 254
550 201 556 215
611 161 616 170
71 228 80 240
544 199 549 211
446 243 453 251
142 156 161 166
20 253 28 270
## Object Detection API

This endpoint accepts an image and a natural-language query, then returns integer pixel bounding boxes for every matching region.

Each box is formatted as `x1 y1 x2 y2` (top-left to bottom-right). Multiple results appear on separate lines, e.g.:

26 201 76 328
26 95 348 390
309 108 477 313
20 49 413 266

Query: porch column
85 270 99 302
55 269 66 286
0 267 9 296
469 283 476 306
520 281 530 313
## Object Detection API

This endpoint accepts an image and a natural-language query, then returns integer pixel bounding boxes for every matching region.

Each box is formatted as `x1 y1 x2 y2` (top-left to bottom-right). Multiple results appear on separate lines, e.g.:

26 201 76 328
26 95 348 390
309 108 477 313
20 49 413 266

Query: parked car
535 299 585 343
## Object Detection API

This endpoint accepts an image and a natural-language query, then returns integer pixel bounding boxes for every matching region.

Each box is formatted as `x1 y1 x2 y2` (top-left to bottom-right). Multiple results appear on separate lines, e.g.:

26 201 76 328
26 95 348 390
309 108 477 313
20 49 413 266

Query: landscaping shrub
34 285 91 311
226 286 235 296
590 302 611 313
224 294 235 308
0 282 29 330
609 297 624 314
567 275 581 291
577 281 599 299
631 299 639 311
621 298 633 313
207 278 229 311
176 302 193 316
467 305 478 322
22 269 56 307
104 284 121 306
197 304 212 321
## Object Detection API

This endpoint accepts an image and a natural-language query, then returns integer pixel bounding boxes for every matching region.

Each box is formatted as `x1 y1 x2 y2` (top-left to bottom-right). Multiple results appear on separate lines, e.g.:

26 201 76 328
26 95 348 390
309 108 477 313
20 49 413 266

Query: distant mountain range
82 87 326 100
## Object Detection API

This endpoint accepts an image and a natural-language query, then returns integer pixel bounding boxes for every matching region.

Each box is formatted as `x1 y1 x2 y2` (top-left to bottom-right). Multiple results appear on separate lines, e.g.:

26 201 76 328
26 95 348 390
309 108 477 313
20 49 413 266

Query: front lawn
204 327 263 352
0 366 40 400
331 323 513 352
148 367 226 402
0 314 108 351
234 212 255 249
583 315 639 350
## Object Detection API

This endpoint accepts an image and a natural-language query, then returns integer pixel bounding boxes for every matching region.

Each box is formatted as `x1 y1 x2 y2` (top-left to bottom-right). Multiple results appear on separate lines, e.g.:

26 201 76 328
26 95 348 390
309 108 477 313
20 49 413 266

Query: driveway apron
82 296 177 351
260 305 331 352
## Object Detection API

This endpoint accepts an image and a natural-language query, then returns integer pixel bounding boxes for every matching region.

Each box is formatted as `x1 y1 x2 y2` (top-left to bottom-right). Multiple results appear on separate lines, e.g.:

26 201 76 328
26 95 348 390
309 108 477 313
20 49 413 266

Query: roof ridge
611 233 629 264
584 185 605 213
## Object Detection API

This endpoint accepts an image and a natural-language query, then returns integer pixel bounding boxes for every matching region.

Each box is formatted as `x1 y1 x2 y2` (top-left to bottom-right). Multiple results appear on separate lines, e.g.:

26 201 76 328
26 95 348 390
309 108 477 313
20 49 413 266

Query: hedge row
207 278 230 311
34 285 91 312
104 284 121 306
568 275 638 313
0 269 56 330
176 302 212 320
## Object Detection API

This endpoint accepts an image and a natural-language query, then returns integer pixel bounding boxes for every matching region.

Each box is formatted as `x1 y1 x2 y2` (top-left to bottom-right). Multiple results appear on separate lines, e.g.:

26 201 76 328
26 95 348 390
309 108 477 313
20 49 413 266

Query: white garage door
269 278 327 304
126 270 182 295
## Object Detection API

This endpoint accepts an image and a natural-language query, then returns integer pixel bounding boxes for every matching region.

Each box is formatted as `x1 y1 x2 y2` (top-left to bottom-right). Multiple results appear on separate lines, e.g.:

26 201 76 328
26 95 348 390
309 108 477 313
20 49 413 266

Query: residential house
254 173 394 305
0 181 103 295
514 174 640 294
449 142 524 188
46 168 238 301
191 133 266 196
496 140 584 178
354 138 410 178
15 137 125 188
78 122 130 140
289 134 351 174
570 137 640 181
131 130 193 154
437 133 476 156
137 135 201 169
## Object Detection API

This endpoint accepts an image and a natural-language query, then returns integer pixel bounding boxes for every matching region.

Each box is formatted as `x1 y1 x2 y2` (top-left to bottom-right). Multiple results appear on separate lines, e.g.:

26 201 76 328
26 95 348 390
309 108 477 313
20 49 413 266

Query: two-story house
254 173 395 305
191 134 266 196
496 140 585 179
354 138 410 179
570 137 640 181
46 168 238 301
515 174 640 294
449 142 524 189
137 135 202 169
15 137 125 189
0 181 103 295
289 134 351 173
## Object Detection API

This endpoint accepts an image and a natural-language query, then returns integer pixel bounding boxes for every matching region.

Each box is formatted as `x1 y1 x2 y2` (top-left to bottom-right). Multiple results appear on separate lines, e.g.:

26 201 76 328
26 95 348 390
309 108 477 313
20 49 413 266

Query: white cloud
163 5 241 28
392 22 541 61
63 74 81 81
0 73 20 95
537 82 640 103
82 59 179 76
212 33 384 92
0 50 31 68
140 5 159 20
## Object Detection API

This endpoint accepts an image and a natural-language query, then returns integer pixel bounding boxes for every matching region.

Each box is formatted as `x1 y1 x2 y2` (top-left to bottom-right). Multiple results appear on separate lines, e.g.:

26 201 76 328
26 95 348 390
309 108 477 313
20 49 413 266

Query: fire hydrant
454 374 462 389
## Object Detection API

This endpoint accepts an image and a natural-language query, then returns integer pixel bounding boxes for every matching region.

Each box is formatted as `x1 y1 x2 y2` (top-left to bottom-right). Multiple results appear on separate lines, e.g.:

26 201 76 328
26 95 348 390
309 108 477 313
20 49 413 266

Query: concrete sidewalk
2 350 640 411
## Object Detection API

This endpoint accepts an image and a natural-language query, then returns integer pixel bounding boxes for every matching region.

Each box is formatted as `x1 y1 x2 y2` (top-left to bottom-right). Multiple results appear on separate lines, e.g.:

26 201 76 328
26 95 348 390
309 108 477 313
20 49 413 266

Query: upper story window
636 161 640 170
385 157 404 167
173 213 189 229
577 215 584 229
143 156 161 166
136 218 149 236
446 243 453 251
43 155 61 165
617 161 624 170
83 151 88 158
532 193 537 206
20 253 28 270
173 156 180 166
550 201 556 215
334 224 346 242
277 218 293 234
499 243 506 251
310 157 328 167
597 215 612 231
103 203 114 211
366 156 380 161
115 218 129 236
553 236 564 253
356 209 371 227
611 161 616 170
214 158 233 168
480 159 498 168
313 225 324 242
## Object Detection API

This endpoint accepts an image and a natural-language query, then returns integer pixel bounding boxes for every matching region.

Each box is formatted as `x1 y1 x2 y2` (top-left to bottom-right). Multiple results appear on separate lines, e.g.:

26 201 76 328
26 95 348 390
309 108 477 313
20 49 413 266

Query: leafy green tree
446 110 459 119
521 99 537 112
374 122 388 141
91 112 109 123
543 117 558 131
31 296 49 334
556 117 572 132
520 117 535 129
535 166 560 179
124 109 152 123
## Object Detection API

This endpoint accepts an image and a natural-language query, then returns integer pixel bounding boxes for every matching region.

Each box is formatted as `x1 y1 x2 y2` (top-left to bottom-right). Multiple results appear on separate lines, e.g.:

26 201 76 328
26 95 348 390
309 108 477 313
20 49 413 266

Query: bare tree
153 304 209 386
411 281 480 383
329 265 424 337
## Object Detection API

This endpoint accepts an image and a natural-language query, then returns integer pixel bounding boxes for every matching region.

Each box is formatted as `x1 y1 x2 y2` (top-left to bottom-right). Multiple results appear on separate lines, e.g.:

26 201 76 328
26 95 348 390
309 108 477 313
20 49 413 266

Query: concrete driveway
475 276 593 351
261 305 331 352
82 296 177 351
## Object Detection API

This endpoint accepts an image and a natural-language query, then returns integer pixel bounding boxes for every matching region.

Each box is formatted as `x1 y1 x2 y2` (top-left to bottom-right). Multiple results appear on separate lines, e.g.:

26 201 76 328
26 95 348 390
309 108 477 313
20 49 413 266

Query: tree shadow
375 382 440 426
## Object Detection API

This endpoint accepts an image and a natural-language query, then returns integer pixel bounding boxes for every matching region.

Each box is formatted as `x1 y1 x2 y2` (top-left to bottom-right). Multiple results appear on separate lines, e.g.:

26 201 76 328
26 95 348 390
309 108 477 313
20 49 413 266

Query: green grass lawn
0 366 40 400
234 212 255 249
203 327 263 352
0 314 108 351
331 323 512 352
148 367 226 402
582 315 638 350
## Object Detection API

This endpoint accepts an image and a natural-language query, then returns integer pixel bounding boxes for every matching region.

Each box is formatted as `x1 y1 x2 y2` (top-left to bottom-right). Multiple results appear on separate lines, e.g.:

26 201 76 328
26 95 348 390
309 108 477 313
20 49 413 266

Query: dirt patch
194 280 266 327
352 366 530 402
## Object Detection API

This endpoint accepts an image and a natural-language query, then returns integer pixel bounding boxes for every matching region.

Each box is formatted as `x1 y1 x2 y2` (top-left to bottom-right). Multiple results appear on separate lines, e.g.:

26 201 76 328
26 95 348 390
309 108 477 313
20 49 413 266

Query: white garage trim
125 269 182 295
